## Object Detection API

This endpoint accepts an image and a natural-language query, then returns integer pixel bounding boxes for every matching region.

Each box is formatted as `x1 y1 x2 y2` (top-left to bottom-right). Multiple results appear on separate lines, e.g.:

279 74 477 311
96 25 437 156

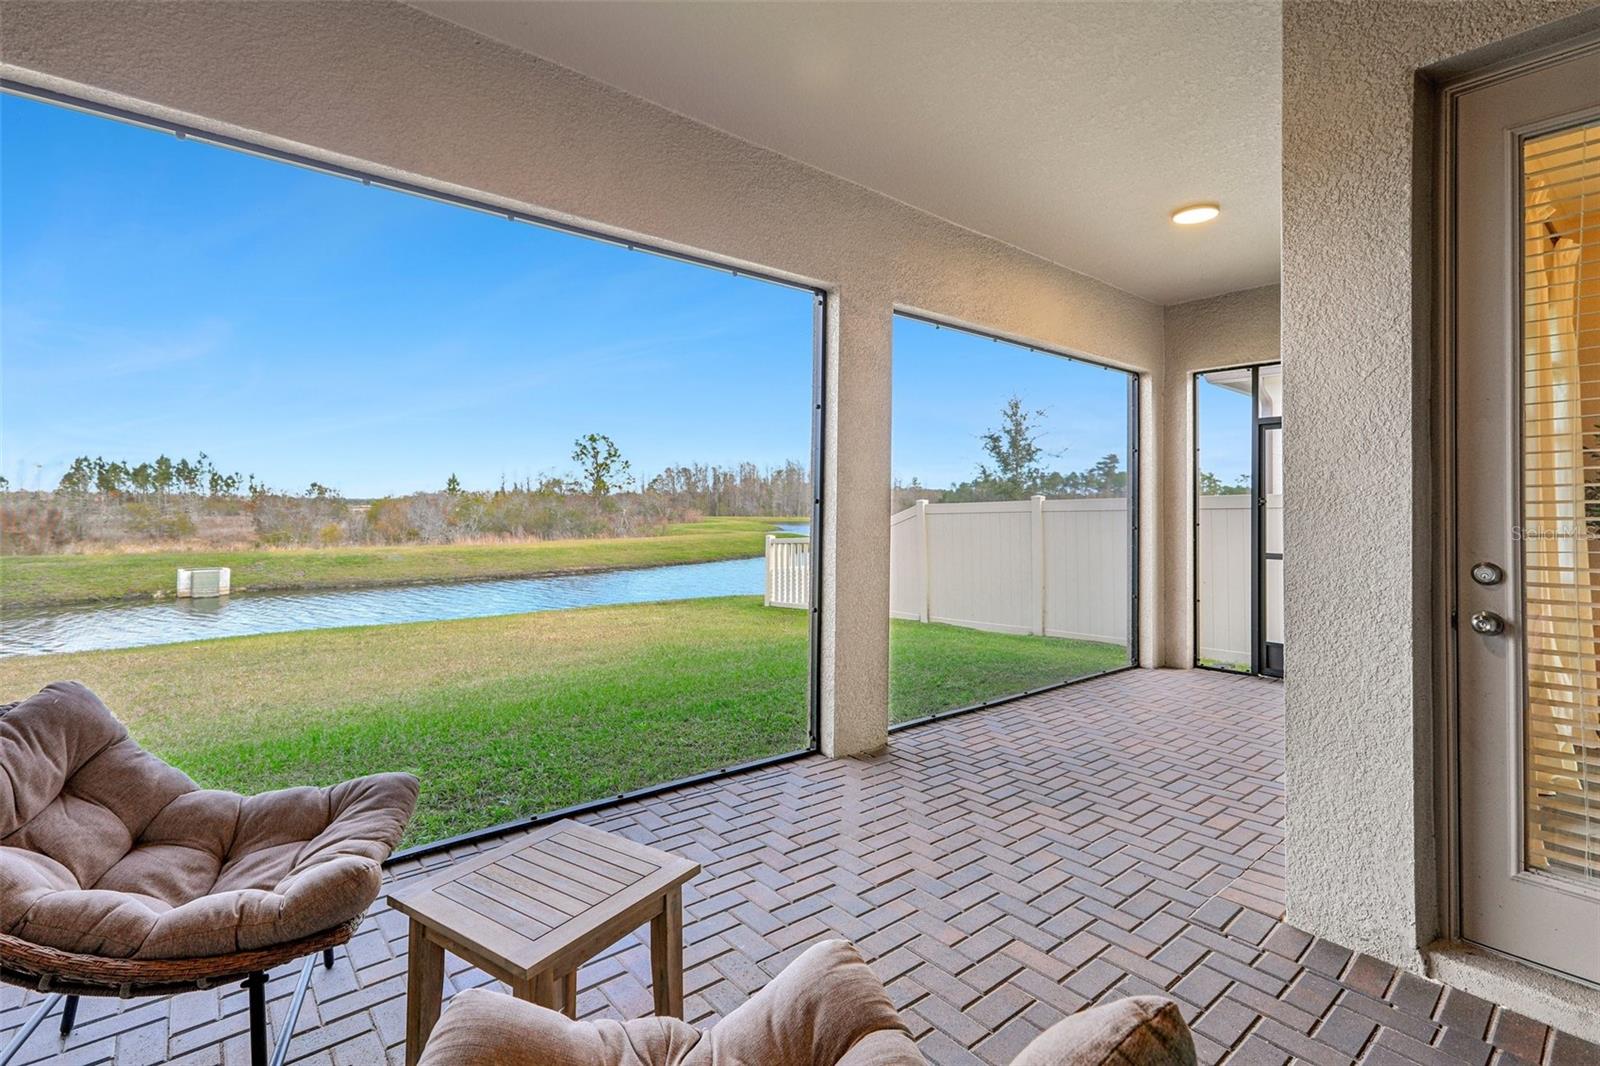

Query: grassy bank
0 516 791 610
0 598 1127 846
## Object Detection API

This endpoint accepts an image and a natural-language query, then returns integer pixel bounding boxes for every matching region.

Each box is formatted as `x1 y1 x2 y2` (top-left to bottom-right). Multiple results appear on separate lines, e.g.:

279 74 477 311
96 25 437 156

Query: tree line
55 453 252 500
895 396 1131 508
891 394 1245 511
0 434 812 554
39 435 810 514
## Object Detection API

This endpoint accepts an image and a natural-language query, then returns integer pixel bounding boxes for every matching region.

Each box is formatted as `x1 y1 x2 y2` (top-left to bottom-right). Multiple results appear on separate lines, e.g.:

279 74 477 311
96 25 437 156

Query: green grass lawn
0 516 792 610
0 598 1127 847
889 621 1130 720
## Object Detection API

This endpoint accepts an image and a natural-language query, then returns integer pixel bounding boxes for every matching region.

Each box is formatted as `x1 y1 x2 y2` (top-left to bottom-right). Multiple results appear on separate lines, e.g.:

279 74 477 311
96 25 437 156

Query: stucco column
1153 363 1192 668
1278 2 1598 973
819 284 891 757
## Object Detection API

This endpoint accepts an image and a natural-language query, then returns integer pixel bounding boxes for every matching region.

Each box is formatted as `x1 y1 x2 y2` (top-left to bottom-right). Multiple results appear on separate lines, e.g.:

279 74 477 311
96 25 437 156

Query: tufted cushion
416 942 1200 1066
417 939 924 1066
0 682 418 959
1011 996 1196 1066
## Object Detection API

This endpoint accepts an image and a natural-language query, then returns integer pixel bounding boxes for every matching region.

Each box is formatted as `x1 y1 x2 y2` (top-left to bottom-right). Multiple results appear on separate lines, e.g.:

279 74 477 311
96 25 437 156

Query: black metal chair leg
58 995 78 1038
323 947 334 969
244 971 268 1066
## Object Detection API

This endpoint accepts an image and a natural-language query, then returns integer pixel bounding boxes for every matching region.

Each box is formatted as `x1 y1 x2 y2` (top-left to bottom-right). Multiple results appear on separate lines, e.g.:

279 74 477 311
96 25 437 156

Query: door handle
1469 611 1506 635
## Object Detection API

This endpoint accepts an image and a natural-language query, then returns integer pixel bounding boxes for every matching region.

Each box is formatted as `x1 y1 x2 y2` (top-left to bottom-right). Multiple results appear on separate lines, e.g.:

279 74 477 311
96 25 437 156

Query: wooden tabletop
389 820 699 979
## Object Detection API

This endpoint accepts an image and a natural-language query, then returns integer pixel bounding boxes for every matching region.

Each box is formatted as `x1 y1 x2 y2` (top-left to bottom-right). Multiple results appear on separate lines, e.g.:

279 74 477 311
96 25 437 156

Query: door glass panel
1195 370 1253 671
1261 425 1284 652
1521 121 1600 883
1264 558 1284 645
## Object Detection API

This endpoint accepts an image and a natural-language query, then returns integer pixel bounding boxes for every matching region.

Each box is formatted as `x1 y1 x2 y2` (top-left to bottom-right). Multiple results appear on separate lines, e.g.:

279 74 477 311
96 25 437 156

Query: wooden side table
389 819 700 1066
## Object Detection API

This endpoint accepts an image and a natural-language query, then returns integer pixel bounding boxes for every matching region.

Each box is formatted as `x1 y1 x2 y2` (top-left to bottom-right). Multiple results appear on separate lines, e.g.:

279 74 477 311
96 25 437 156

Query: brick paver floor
4 669 1596 1065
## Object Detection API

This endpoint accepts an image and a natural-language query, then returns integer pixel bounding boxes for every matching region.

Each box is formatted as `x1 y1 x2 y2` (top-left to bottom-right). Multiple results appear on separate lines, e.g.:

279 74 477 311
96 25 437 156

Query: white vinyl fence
764 495 1280 660
889 497 1130 645
1196 494 1283 665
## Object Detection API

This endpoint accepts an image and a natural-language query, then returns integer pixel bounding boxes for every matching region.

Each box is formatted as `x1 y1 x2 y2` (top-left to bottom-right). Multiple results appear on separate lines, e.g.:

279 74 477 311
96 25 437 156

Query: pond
1 526 809 658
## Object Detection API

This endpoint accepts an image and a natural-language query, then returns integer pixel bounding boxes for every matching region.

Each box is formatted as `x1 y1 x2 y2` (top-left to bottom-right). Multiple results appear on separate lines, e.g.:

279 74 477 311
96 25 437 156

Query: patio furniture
0 681 418 1066
414 938 1197 1066
390 819 699 1066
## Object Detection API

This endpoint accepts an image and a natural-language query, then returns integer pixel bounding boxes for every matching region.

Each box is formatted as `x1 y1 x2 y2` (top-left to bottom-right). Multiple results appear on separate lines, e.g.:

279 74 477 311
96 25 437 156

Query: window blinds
1522 121 1600 882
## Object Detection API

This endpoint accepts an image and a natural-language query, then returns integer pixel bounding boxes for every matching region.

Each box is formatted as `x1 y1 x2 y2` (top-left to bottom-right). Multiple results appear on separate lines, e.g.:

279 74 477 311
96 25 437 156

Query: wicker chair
0 682 419 1066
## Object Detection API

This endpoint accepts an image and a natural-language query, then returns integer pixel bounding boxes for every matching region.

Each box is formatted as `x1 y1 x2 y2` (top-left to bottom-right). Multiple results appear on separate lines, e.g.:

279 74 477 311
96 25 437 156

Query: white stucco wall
1282 0 1600 970
0 0 1165 756
1157 285 1281 668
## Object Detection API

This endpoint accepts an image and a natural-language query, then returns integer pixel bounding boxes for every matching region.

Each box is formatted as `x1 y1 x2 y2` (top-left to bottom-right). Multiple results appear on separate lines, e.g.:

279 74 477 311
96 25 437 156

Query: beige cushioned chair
417 939 1196 1066
0 681 419 1066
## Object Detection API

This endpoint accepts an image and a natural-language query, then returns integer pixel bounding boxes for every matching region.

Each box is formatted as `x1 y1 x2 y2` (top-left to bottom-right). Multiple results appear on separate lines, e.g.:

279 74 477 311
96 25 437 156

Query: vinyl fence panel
883 497 1130 647
1042 499 1129 643
1197 495 1251 664
889 502 927 621
924 500 1038 635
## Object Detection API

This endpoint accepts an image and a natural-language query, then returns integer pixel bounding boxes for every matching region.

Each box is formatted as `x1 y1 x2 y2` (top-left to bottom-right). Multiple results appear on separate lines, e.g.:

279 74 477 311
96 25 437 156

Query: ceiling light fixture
1171 203 1220 226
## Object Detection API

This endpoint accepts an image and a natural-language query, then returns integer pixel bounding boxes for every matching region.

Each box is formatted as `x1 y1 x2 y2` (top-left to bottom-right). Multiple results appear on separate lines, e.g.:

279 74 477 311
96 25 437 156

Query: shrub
0 495 75 554
363 497 416 543
251 492 349 546
124 502 196 541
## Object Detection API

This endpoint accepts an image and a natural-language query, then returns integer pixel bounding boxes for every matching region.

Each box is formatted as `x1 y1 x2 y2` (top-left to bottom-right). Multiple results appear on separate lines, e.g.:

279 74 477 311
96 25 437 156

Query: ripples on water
1 539 808 658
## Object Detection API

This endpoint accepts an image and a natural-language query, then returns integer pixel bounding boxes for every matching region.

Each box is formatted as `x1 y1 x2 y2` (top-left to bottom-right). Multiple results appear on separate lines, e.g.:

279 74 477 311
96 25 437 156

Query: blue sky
1194 376 1253 487
2 93 1173 499
1 95 816 498
892 317 1133 489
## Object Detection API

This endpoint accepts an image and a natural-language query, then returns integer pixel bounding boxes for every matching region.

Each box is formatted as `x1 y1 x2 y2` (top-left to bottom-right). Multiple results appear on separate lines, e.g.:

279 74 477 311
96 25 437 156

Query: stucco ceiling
409 1 1281 306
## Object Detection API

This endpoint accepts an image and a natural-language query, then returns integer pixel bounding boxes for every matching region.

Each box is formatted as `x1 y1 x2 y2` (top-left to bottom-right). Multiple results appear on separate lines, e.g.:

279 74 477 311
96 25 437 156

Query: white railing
764 534 811 608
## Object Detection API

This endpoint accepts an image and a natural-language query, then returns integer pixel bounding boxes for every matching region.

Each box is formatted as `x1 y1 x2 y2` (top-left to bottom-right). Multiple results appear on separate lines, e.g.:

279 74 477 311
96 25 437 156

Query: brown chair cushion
417 938 924 1065
0 681 418 959
1012 996 1196 1066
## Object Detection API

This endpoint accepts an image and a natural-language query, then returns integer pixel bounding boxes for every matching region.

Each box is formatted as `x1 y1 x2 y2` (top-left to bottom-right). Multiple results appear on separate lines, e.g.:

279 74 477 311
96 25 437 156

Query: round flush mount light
1171 203 1220 225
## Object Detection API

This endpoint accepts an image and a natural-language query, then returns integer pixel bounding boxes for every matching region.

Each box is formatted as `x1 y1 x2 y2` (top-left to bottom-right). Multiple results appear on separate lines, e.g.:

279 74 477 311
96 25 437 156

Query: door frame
1191 361 1283 678
1253 415 1284 678
1434 31 1600 958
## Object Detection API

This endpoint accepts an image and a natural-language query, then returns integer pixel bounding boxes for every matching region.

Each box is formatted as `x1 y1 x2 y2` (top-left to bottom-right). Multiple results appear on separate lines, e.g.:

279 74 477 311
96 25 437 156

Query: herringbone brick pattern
4 669 1596 1065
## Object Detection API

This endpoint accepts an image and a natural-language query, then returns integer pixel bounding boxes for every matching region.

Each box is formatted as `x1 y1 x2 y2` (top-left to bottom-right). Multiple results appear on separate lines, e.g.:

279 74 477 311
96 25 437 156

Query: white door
1456 43 1600 984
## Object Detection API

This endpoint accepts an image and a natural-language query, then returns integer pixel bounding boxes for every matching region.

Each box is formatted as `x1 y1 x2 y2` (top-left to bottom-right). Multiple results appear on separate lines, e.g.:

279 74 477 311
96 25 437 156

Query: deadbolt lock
1471 562 1503 586
1469 611 1506 635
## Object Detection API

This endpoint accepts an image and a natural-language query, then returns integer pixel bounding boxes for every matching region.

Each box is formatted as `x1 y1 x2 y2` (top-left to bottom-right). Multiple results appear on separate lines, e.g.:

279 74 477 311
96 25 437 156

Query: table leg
650 887 684 1018
531 970 558 1012
405 921 445 1066
561 970 578 1018
513 971 572 1017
